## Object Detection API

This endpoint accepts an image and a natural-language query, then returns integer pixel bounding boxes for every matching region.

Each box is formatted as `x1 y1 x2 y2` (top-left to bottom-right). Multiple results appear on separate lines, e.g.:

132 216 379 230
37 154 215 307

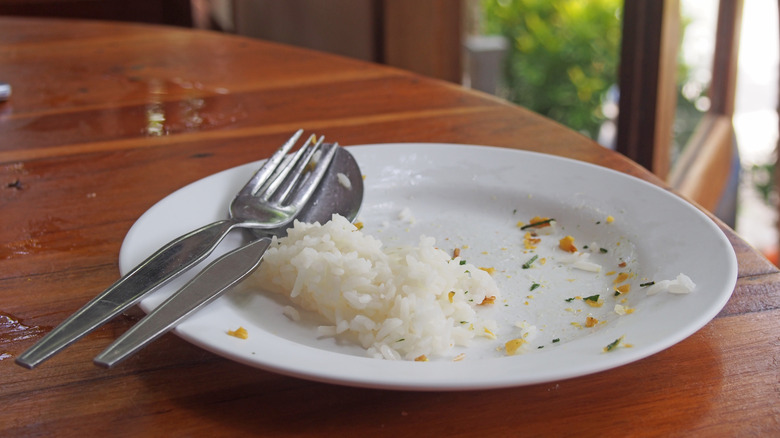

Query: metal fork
16 130 337 369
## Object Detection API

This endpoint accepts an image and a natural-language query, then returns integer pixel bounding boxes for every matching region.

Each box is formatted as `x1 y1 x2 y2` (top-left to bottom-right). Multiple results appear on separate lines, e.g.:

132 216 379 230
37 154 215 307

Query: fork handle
16 219 236 369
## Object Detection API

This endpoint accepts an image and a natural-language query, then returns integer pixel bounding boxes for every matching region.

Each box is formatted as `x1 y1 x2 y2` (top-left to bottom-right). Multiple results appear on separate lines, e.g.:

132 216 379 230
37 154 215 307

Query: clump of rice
249 214 500 360
336 173 352 189
646 273 696 295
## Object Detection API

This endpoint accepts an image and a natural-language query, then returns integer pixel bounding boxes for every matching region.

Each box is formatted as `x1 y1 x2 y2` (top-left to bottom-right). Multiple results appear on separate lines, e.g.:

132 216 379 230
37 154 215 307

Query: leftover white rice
248 214 500 360
646 273 696 295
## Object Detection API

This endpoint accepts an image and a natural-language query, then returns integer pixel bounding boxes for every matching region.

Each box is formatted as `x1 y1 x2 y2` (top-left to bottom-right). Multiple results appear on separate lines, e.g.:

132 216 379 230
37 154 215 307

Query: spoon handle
94 237 272 368
16 219 235 369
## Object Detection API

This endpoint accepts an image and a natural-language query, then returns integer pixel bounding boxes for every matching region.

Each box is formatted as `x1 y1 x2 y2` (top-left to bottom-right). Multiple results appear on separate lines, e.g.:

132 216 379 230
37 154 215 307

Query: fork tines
263 134 327 204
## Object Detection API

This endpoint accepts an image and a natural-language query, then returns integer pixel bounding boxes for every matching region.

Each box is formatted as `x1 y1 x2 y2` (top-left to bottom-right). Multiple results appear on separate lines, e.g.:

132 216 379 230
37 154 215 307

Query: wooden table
1 17 778 436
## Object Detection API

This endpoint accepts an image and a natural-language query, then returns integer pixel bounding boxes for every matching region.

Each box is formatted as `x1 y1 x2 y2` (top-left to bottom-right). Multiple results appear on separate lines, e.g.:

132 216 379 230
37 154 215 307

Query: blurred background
1 0 777 264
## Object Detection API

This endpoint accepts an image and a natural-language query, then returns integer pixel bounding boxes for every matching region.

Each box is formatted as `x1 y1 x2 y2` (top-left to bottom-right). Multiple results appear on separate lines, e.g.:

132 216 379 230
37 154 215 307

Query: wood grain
1 18 777 436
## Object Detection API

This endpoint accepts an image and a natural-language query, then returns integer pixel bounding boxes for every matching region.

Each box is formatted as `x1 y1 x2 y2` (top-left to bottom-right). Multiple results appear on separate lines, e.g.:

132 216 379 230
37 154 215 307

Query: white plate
120 144 737 390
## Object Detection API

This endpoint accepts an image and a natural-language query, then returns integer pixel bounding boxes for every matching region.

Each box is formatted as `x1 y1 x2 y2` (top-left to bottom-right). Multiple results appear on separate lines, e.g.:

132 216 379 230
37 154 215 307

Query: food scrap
646 274 696 295
282 305 301 321
613 272 631 284
479 267 497 275
614 304 635 315
614 284 631 295
559 235 577 253
603 336 632 352
227 327 249 339
336 172 352 189
505 338 527 356
582 294 603 307
523 232 541 250
481 296 497 305
519 217 555 230
522 254 539 269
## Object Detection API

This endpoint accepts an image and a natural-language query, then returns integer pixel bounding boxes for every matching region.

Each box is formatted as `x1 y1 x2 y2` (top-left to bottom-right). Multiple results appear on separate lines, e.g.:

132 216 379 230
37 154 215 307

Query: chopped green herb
583 294 600 302
552 338 560 343
513 209 517 214
460 321 468 324
530 282 541 291
537 346 544 349
396 338 405 342
604 336 623 352
596 221 601 225
522 255 539 269
599 248 609 254
614 291 621 296
565 297 575 302
459 260 467 265
582 245 589 249
640 281 655 287
520 218 555 230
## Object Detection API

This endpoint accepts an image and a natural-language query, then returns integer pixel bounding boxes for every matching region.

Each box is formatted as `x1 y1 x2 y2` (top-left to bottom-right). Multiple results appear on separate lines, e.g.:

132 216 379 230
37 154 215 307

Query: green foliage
481 0 622 138
751 161 776 205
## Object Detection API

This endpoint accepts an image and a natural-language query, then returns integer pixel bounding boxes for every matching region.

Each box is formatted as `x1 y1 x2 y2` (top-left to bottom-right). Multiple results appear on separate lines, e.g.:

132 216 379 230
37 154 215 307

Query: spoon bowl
285 146 364 227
